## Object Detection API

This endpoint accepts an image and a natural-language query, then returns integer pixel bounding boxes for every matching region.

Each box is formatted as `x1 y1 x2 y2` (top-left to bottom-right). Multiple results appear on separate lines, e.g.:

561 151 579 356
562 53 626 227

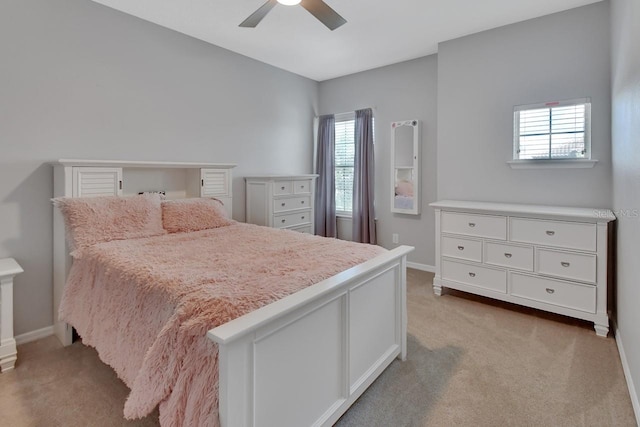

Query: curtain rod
316 106 376 119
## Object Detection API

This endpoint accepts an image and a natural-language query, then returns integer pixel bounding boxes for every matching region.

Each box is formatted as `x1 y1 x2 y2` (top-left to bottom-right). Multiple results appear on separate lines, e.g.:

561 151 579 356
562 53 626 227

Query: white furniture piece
0 258 23 372
245 175 317 234
52 159 236 346
208 245 412 427
391 120 420 214
431 200 615 336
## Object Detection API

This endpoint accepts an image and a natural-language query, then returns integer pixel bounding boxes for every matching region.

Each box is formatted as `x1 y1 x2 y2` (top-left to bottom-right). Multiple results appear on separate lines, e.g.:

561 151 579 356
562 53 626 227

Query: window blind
335 117 355 213
514 99 590 160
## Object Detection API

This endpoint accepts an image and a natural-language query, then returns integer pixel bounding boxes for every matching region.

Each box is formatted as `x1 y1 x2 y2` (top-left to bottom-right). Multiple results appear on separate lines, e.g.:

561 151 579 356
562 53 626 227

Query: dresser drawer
484 242 533 271
273 196 311 213
294 180 312 194
537 248 596 284
274 210 311 228
441 236 482 263
510 218 596 251
288 224 313 234
441 260 507 293
441 212 507 240
274 181 293 195
510 273 596 313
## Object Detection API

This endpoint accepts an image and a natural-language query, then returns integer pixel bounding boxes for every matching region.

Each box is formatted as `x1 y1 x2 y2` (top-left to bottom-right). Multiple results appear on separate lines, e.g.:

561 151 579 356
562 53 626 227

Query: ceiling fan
239 0 347 31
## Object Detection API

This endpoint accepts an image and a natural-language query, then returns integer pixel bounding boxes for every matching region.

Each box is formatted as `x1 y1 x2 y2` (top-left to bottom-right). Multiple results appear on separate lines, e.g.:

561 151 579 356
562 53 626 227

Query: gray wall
611 0 640 417
318 56 438 267
437 2 612 208
0 0 318 335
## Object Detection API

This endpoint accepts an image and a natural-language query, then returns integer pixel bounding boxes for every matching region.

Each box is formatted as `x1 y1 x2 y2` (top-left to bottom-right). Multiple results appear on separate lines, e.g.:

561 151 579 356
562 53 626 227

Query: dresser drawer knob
281 203 286 207
301 216 305 220
546 230 555 236
561 262 570 267
301 201 305 204
301 185 305 189
504 253 512 258
546 288 555 294
281 186 286 190
468 272 476 277
281 219 286 223
457 246 464 251
468 223 476 228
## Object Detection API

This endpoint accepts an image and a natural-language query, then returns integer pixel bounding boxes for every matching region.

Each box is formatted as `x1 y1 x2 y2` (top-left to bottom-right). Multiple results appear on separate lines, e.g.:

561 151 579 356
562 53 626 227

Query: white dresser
431 200 615 336
0 258 23 372
245 175 317 234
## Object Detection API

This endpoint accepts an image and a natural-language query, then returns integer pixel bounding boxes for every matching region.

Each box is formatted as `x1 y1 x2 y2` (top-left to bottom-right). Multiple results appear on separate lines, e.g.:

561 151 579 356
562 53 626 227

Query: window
513 98 591 161
335 114 355 215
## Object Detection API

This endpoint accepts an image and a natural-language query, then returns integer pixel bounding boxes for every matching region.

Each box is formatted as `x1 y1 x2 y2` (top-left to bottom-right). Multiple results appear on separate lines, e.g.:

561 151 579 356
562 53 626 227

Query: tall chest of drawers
245 175 318 234
431 200 615 336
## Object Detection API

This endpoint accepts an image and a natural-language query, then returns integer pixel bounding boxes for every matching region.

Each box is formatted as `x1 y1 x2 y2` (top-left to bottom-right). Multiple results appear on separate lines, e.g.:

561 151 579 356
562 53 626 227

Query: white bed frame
209 245 413 427
52 159 413 426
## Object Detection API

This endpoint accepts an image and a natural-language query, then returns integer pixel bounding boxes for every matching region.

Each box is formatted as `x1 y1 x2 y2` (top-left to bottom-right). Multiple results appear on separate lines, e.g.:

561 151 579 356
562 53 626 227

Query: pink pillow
395 180 414 197
162 198 233 233
54 194 165 257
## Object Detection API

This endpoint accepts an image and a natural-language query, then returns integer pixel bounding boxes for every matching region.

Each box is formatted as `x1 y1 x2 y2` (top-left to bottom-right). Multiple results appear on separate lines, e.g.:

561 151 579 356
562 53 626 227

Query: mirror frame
390 119 420 215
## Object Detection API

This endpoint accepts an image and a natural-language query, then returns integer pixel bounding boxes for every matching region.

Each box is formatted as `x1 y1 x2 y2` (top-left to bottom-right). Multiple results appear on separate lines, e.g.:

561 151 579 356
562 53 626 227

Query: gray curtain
353 108 376 244
315 114 337 237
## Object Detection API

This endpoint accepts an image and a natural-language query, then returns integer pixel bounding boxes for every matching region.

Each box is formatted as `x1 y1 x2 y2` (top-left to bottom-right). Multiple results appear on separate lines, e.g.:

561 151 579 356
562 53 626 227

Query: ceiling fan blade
300 0 347 31
239 0 278 28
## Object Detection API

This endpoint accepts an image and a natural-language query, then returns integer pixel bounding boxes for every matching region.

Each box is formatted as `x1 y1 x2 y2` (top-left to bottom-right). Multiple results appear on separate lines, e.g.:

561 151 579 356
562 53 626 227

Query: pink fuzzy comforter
59 222 385 426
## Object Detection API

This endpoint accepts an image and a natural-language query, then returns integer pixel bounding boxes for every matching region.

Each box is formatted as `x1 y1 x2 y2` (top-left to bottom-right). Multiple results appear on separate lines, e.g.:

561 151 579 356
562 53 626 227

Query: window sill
507 159 598 169
336 212 352 219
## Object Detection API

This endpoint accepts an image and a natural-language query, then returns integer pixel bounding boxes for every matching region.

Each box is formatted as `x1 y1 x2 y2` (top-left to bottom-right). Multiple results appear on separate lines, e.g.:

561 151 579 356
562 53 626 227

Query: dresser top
430 200 616 222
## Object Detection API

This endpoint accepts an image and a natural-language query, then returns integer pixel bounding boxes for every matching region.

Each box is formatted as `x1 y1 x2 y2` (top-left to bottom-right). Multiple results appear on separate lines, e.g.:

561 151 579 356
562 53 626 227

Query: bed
54 193 413 426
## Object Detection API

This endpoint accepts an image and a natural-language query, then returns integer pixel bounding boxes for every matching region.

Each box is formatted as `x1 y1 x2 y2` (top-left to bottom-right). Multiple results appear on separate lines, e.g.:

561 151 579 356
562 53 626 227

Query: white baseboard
615 326 640 424
15 325 54 345
406 262 435 273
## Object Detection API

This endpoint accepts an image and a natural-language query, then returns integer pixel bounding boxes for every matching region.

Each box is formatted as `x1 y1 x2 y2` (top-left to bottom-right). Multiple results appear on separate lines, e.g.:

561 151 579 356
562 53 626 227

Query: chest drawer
275 210 311 228
484 242 533 271
511 273 596 313
273 196 311 213
274 181 293 195
441 212 507 240
537 248 596 284
294 180 312 194
288 224 313 234
510 218 596 252
441 236 482 263
441 259 507 293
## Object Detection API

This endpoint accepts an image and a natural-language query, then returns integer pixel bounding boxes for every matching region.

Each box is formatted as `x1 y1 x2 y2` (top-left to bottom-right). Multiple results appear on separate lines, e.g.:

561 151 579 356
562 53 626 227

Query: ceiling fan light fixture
240 0 347 30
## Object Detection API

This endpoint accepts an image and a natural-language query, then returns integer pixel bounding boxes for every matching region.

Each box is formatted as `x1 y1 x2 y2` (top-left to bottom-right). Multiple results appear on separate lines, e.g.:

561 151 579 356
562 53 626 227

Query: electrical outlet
392 233 399 244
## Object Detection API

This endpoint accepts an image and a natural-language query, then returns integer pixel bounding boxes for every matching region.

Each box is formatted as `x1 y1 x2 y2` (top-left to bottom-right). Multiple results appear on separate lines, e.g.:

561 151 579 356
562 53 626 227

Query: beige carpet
0 269 635 426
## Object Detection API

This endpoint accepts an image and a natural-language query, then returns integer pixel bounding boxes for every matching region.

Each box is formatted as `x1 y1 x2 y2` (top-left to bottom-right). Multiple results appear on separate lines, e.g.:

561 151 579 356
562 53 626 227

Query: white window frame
509 98 597 169
334 112 355 217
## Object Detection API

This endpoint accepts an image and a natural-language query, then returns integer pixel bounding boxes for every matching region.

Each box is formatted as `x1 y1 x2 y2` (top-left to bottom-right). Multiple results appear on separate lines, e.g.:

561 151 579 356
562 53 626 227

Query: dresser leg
432 276 444 296
432 275 444 296
0 338 17 372
594 322 609 337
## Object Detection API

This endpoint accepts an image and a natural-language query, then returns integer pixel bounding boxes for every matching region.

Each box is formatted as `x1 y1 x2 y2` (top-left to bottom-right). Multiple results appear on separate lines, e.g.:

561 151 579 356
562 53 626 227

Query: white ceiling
91 0 602 81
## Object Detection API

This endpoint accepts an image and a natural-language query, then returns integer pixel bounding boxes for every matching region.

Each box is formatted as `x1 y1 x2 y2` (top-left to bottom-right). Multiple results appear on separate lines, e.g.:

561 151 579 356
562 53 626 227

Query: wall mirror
390 119 420 215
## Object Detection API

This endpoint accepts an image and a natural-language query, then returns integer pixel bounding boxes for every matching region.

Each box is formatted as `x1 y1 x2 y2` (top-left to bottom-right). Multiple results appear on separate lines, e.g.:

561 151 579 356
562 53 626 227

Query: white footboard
207 245 413 427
